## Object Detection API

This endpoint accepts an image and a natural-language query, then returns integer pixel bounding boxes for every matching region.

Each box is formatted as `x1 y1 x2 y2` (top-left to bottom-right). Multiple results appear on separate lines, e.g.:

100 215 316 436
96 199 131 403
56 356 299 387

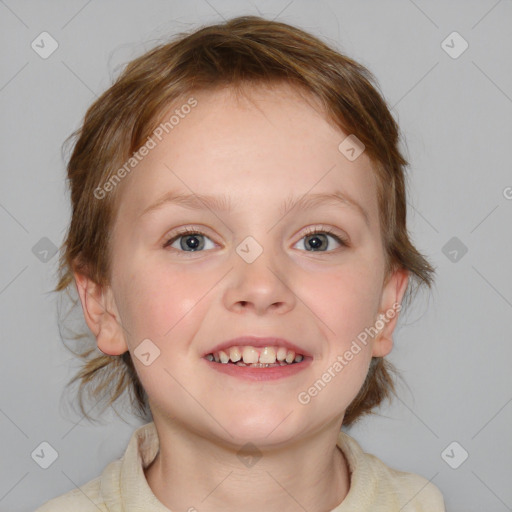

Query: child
36 15 445 511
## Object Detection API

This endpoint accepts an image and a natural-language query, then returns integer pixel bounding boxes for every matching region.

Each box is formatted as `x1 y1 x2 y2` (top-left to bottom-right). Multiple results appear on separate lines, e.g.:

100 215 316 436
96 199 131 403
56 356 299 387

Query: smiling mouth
204 345 304 367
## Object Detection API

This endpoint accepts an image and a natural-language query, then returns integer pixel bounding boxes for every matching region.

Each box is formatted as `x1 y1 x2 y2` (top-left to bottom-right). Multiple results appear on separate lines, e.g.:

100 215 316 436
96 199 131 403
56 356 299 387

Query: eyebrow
139 189 370 227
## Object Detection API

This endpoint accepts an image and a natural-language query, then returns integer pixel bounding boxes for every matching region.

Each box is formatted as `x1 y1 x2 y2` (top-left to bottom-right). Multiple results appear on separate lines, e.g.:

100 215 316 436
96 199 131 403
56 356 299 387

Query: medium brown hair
55 15 435 427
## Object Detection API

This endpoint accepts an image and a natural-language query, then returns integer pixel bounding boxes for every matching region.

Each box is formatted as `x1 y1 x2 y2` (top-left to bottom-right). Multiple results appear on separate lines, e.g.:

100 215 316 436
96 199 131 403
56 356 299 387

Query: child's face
87 83 407 444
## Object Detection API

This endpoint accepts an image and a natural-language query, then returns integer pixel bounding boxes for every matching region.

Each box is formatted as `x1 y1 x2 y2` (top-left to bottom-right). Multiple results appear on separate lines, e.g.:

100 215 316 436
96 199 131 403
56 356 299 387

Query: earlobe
371 268 409 358
73 271 128 356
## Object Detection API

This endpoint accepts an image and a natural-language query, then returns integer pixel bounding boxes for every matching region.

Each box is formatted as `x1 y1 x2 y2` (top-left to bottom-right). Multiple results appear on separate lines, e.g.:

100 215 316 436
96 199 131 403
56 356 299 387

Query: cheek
310 261 382 407
114 256 207 341
313 261 383 338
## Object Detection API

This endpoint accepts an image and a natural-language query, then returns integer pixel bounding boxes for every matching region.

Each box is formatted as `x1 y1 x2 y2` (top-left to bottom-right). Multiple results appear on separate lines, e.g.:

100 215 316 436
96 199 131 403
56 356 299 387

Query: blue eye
163 228 216 253
163 226 349 255
294 227 348 252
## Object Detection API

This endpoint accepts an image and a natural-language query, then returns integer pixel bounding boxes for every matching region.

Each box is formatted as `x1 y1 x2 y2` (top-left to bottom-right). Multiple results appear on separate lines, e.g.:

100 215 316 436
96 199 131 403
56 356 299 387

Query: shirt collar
99 421 373 511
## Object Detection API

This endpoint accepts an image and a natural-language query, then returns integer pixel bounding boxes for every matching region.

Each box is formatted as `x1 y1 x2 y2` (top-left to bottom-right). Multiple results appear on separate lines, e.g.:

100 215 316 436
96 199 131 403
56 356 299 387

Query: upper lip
204 336 312 358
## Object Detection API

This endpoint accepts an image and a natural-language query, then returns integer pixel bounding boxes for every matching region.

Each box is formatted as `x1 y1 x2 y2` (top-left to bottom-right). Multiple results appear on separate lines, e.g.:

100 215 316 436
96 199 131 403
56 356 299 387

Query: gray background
1 0 511 511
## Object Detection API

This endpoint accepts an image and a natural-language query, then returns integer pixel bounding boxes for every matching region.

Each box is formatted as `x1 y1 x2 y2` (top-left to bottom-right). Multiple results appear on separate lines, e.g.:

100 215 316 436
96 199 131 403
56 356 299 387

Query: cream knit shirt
36 421 445 511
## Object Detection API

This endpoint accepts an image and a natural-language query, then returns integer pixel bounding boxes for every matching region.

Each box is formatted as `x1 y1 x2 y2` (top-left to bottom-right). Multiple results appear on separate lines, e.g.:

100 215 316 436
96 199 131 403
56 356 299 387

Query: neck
144 418 350 512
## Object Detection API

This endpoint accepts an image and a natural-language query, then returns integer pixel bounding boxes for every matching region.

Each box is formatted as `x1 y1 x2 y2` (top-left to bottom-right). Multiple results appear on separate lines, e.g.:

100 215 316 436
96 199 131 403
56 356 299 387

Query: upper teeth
207 346 304 364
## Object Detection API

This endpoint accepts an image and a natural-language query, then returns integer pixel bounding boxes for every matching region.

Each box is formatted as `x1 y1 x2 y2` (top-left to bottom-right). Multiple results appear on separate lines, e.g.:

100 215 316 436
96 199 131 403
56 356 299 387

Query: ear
371 267 409 358
73 271 128 356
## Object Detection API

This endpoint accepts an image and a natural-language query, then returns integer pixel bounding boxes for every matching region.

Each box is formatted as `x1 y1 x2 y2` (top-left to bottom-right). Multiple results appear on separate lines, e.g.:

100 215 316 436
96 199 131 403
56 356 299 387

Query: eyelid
300 225 350 245
162 224 350 253
162 225 217 246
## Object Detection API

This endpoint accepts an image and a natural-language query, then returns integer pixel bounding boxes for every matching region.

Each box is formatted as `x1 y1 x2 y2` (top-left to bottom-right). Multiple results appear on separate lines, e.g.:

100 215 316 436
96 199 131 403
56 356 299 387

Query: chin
215 405 302 446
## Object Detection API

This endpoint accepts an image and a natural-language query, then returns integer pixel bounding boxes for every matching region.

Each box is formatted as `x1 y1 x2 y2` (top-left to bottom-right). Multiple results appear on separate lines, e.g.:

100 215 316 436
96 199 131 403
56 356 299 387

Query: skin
75 83 408 512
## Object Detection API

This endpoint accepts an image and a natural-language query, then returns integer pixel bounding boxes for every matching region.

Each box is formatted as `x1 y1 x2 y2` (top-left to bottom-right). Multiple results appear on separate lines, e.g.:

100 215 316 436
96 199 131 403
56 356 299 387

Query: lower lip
203 357 312 381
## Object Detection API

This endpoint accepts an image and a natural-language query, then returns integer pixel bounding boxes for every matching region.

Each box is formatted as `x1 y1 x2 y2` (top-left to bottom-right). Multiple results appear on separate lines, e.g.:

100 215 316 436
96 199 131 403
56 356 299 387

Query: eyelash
301 226 349 249
162 225 349 255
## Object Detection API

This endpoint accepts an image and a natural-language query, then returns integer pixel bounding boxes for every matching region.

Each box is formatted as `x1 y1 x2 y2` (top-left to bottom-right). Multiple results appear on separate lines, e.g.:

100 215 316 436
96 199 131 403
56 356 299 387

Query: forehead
114 83 379 227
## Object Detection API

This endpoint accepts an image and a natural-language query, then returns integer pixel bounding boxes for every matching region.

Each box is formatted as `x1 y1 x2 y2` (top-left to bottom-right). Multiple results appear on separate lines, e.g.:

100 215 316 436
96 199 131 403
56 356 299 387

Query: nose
223 245 297 315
